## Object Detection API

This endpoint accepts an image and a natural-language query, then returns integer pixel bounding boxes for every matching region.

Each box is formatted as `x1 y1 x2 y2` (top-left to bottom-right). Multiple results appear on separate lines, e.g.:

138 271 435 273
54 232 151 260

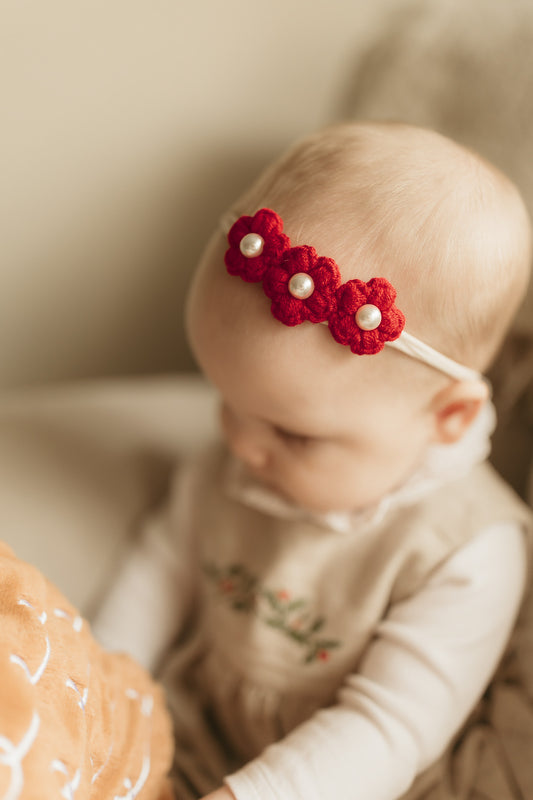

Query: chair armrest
0 374 217 616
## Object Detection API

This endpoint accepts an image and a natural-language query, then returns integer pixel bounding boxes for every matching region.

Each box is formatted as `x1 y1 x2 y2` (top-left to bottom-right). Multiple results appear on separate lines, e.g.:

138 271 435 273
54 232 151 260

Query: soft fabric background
1 0 533 389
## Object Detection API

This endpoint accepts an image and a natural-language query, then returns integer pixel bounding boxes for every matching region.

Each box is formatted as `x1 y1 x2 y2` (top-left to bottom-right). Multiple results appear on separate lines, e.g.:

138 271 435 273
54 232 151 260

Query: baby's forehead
203 257 417 430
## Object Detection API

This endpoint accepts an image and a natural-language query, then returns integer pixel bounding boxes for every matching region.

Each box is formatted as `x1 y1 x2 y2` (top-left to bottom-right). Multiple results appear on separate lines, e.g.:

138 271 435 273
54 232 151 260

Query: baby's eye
273 426 312 448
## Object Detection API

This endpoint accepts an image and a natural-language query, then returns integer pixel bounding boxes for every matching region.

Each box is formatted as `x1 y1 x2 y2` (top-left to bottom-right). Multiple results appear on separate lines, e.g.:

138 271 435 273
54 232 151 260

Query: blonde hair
233 122 532 371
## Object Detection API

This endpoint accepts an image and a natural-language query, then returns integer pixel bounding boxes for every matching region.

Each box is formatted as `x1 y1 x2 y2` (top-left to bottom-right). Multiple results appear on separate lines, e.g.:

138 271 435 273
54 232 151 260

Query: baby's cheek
282 461 362 513
302 452 401 512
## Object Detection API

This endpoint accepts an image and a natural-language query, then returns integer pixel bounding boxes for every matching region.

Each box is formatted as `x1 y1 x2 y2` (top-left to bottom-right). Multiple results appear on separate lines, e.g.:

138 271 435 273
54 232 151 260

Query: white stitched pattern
17 599 46 625
112 692 154 799
10 599 51 684
53 608 83 633
50 760 81 800
90 740 114 786
10 635 51 685
65 678 88 712
0 712 40 800
112 755 151 800
140 695 153 717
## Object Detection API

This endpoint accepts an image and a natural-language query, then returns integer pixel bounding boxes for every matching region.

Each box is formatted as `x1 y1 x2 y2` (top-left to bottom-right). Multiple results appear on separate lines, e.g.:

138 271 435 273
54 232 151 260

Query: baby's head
186 122 531 513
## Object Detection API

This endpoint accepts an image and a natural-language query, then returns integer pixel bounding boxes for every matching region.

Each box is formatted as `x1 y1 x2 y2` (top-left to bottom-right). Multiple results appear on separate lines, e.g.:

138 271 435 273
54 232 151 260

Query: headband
221 208 482 383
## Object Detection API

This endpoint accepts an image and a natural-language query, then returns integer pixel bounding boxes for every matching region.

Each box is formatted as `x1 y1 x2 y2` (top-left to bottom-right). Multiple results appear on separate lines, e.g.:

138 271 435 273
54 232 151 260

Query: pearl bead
239 233 264 258
288 272 314 300
355 304 382 331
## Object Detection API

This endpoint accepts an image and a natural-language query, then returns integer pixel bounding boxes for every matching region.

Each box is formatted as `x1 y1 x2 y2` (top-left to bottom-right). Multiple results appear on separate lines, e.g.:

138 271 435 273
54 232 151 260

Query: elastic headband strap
387 332 482 382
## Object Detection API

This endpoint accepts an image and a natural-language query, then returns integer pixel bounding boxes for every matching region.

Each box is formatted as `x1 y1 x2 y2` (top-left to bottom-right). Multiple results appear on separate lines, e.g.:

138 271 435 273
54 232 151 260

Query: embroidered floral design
204 562 341 664
225 209 290 283
263 246 341 326
328 278 405 354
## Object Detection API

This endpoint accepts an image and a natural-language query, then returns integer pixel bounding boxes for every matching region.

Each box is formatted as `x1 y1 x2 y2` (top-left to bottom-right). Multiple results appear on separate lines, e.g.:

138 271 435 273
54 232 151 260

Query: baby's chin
245 463 375 516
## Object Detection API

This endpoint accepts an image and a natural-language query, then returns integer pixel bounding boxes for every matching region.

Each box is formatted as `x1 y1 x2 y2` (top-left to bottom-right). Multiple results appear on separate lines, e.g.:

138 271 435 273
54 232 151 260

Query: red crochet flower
225 209 290 283
263 245 341 326
328 278 405 354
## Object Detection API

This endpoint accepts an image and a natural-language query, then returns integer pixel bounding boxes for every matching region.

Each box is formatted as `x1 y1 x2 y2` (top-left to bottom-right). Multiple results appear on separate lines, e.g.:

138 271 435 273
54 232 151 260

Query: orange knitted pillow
0 542 174 800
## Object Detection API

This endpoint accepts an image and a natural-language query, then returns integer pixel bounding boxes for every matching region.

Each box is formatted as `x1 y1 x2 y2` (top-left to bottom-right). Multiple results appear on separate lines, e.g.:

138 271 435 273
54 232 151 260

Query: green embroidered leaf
287 599 307 613
286 629 307 644
262 590 282 612
309 617 325 633
265 617 284 630
315 639 341 650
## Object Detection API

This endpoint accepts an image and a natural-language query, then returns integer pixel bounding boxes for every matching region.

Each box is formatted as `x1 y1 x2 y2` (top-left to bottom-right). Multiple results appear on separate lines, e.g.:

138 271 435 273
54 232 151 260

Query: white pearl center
288 272 314 300
355 303 382 331
239 233 264 258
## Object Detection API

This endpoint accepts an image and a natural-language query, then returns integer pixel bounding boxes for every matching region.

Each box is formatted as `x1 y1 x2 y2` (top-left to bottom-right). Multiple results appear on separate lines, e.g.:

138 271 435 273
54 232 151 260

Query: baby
95 122 533 800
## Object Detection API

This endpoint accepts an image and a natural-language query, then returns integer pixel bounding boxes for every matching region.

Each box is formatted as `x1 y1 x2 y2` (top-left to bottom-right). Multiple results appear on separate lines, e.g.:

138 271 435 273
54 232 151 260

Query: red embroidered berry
225 209 290 283
328 278 405 354
263 245 341 326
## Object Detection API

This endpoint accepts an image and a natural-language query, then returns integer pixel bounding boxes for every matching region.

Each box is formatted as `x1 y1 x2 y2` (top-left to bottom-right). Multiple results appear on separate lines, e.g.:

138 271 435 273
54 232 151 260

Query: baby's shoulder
402 461 532 548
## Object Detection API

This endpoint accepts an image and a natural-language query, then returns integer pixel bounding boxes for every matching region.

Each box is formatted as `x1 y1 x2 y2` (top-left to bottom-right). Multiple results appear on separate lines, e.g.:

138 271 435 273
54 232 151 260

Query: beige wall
1 0 532 388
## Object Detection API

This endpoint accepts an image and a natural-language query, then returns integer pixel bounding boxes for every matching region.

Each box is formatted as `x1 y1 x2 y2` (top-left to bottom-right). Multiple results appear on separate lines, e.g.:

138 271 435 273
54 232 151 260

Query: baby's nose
220 404 269 469
230 433 268 469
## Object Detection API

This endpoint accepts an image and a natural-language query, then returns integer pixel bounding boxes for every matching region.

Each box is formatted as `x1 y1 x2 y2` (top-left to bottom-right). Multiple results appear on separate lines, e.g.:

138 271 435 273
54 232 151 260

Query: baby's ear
430 380 490 444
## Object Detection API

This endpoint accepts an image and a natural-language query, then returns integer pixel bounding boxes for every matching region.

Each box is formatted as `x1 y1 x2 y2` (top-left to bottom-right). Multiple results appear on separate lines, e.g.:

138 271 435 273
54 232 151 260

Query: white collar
224 400 496 534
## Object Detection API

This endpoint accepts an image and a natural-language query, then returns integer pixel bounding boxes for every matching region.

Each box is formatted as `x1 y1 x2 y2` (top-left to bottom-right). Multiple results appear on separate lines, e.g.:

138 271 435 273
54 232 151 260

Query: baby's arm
93 464 197 672
221 522 527 800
